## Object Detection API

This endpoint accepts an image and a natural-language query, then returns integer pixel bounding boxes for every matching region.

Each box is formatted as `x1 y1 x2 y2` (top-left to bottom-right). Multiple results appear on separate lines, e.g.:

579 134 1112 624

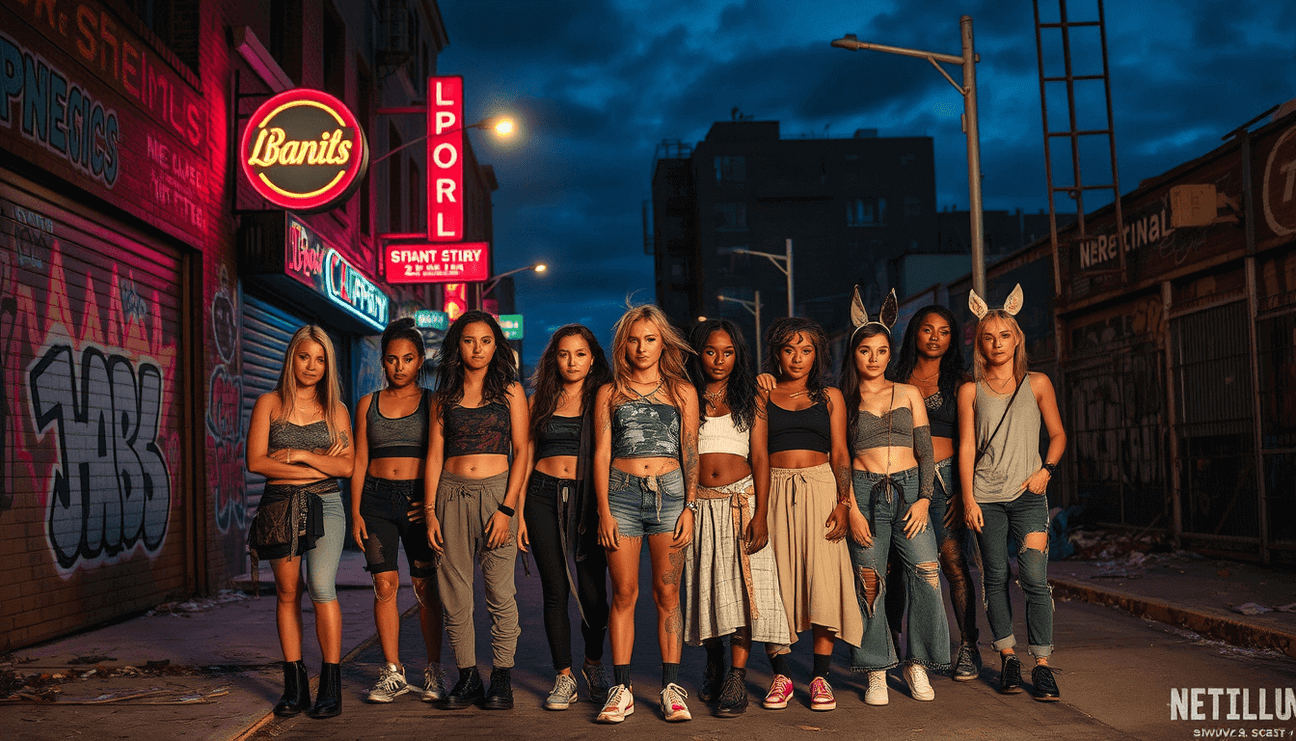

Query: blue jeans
885 458 979 646
606 466 685 537
974 492 1053 657
847 467 950 672
302 492 345 602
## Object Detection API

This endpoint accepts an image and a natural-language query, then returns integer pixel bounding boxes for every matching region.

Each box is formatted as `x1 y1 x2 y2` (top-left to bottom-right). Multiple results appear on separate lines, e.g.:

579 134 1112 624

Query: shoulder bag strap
975 373 1027 463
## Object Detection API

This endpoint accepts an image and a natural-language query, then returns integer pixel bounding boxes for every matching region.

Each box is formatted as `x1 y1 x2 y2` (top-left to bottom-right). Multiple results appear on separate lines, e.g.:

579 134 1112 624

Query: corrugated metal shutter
240 291 305 515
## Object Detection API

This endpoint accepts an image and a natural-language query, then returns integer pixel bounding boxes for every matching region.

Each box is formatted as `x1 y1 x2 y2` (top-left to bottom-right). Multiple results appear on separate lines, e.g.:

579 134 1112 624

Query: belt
698 477 760 622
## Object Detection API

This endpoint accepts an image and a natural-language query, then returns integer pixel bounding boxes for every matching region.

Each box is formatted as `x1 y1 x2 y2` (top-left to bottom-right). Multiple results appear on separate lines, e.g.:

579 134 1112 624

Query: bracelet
1042 462 1057 478
498 503 515 517
684 500 699 514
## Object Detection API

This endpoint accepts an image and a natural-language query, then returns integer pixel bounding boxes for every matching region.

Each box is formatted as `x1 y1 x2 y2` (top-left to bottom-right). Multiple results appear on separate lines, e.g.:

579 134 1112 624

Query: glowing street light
481 262 547 302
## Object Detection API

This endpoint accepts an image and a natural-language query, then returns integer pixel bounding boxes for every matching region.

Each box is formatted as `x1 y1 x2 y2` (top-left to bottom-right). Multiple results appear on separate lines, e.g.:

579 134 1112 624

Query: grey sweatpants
434 469 520 669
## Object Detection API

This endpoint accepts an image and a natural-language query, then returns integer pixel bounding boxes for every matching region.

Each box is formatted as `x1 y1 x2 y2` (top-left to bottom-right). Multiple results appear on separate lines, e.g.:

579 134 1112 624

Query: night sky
439 0 1296 365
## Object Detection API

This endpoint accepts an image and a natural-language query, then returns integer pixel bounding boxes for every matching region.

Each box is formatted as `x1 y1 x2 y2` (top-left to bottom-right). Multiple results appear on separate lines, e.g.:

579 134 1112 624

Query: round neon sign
240 88 369 212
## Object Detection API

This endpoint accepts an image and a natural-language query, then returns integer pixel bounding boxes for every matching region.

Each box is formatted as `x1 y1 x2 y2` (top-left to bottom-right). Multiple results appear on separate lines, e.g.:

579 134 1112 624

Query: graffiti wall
207 265 247 570
0 182 186 649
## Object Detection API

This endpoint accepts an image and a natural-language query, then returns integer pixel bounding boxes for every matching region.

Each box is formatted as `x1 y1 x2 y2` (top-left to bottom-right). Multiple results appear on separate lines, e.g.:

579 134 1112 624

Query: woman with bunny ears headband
957 285 1067 702
837 288 949 706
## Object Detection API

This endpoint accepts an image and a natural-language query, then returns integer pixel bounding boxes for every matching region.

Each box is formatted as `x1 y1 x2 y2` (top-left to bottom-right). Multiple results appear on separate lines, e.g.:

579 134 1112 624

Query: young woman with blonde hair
594 304 700 724
958 286 1066 701
247 325 354 719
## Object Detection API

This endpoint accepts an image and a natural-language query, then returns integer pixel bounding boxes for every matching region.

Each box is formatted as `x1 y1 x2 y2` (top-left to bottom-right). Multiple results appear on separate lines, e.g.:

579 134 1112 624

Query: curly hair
529 324 612 440
608 304 693 409
381 317 427 388
434 310 517 415
762 316 831 405
688 319 756 433
889 304 967 401
838 324 892 450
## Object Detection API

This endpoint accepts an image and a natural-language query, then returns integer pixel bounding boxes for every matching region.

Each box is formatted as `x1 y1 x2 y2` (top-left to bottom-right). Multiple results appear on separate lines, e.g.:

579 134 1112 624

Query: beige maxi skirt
767 463 863 647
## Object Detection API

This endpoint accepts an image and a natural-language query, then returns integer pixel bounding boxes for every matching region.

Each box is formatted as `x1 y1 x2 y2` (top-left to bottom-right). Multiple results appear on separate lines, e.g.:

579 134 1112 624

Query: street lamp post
369 114 516 166
480 262 547 307
732 239 794 317
718 290 762 366
833 15 987 297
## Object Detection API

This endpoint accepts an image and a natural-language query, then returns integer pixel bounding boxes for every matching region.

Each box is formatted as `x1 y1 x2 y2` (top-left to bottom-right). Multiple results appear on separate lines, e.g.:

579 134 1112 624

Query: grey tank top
269 419 332 451
611 400 681 459
972 375 1041 503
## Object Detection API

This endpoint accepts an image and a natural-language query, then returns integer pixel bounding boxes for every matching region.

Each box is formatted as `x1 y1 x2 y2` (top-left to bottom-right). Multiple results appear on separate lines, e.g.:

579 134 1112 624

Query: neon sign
499 314 524 340
427 76 464 241
241 88 369 212
385 241 490 283
324 248 388 332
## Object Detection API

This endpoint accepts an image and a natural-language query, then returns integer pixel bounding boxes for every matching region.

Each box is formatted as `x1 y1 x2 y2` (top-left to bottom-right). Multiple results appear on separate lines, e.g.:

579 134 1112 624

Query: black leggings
525 471 609 671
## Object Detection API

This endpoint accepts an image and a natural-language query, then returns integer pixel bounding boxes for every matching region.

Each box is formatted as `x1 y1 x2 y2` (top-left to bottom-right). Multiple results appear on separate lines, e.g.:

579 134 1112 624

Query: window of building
715 203 748 231
123 0 200 72
408 160 422 233
387 124 403 232
323 5 346 101
358 59 372 235
904 196 922 217
714 156 746 184
848 197 887 227
269 0 301 82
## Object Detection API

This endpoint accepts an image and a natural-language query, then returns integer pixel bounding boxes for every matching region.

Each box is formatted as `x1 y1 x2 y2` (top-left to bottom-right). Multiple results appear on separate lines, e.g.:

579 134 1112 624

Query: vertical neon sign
428 76 464 241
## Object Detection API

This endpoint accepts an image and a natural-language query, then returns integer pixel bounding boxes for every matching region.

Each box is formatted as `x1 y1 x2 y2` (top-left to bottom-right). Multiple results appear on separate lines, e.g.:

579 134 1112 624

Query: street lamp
718 290 763 366
370 114 517 166
481 262 547 303
731 239 794 317
832 15 988 297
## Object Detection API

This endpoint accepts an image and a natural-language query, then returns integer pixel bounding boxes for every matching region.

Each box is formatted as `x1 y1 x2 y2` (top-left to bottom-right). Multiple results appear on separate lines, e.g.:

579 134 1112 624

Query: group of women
244 283 1066 722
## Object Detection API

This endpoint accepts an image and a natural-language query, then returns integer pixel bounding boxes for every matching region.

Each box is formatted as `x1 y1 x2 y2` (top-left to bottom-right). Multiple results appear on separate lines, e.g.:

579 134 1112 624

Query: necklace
628 377 664 400
703 387 726 408
786 389 807 399
911 368 939 383
986 375 1015 393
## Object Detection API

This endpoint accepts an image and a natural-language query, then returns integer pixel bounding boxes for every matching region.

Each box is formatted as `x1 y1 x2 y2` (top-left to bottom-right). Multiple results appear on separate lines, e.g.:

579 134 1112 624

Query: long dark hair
381 317 427 388
839 324 892 450
529 324 612 439
889 304 966 401
434 310 516 415
688 319 757 432
762 317 830 405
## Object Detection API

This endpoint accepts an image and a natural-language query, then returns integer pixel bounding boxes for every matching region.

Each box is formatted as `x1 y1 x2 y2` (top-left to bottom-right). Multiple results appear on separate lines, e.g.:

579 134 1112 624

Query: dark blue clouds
439 0 1296 363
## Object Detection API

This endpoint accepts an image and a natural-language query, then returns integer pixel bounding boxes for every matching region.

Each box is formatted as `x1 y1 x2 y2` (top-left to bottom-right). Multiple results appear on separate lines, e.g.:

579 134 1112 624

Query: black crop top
767 400 831 454
368 389 431 459
443 401 511 457
535 414 581 459
925 389 957 440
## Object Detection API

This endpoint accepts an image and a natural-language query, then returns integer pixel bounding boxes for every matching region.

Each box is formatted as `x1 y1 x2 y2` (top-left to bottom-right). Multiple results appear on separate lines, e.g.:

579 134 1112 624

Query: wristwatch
684 500 699 514
1042 462 1057 478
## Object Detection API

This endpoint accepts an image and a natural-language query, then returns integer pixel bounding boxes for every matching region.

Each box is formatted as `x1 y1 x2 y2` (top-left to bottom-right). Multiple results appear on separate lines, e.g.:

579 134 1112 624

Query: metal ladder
1033 0 1126 295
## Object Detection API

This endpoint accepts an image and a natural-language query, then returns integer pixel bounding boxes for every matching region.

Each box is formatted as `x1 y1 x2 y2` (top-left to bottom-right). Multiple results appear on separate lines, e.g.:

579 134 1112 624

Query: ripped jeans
974 491 1053 657
847 467 951 672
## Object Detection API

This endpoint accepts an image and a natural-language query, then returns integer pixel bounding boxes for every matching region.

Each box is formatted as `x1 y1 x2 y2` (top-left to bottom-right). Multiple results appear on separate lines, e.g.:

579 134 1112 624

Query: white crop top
698 413 749 457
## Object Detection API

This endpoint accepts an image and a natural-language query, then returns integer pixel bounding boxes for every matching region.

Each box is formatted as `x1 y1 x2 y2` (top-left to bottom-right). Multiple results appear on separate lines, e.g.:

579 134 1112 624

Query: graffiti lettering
210 289 236 364
118 277 148 323
207 266 245 533
29 344 171 570
206 365 241 441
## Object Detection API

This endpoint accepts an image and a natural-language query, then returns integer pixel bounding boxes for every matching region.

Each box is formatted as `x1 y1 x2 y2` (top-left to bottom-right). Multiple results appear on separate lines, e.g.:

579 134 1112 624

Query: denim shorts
606 466 685 537
358 475 436 578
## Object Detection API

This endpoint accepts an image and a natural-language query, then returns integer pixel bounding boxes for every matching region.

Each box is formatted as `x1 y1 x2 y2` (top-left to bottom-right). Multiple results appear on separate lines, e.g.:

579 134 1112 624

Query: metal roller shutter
240 292 306 515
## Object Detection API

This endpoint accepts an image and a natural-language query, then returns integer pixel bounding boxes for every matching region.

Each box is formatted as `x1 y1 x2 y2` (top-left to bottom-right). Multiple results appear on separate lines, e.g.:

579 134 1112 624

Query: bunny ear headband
850 286 899 338
968 283 1024 320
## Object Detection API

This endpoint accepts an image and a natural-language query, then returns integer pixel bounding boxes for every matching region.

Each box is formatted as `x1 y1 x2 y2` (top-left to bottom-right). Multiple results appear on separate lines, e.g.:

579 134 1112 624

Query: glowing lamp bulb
493 118 516 137
534 264 547 273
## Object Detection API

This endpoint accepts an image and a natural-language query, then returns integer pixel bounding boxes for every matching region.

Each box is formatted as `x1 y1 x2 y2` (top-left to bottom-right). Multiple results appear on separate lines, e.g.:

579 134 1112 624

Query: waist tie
698 476 760 621
438 470 514 555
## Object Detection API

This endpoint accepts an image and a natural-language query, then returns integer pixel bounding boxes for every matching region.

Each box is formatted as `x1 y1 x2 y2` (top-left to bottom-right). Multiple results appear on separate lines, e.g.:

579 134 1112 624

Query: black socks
769 652 792 677
812 653 831 679
662 662 680 687
614 664 631 688
705 639 725 666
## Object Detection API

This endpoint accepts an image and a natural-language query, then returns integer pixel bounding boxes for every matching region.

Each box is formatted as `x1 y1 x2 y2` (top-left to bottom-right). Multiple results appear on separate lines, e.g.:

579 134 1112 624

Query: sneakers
698 660 724 703
443 666 484 709
953 644 982 682
661 682 692 721
762 674 794 709
715 668 748 717
808 676 836 711
999 654 1024 695
1031 665 1061 702
482 667 513 710
582 661 610 705
365 662 410 703
864 670 889 706
545 672 578 710
903 663 935 702
596 684 635 723
419 664 448 703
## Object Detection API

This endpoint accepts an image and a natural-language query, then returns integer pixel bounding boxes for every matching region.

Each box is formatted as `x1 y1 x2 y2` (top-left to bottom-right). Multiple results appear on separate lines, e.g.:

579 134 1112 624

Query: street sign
427 76 464 241
385 241 490 283
499 314 524 340
414 310 449 330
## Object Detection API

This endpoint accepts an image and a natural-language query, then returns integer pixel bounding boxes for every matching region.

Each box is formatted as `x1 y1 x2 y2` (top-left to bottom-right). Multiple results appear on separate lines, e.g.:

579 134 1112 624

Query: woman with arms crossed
519 324 613 710
594 304 700 724
246 326 354 719
423 311 530 710
349 318 446 705
959 286 1067 701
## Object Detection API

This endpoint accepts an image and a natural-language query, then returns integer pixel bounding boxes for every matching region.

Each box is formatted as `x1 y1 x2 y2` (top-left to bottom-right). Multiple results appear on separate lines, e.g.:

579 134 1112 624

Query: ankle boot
306 663 342 718
273 660 310 716
443 666 484 709
482 667 514 710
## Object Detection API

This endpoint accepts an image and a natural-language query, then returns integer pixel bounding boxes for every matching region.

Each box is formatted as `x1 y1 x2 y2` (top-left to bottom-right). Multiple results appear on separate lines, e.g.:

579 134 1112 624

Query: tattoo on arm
682 429 699 501
834 462 852 505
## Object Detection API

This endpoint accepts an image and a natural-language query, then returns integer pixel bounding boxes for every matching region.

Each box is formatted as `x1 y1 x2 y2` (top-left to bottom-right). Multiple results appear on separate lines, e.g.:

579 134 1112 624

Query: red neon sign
443 283 468 322
427 76 464 241
241 89 369 212
385 242 490 284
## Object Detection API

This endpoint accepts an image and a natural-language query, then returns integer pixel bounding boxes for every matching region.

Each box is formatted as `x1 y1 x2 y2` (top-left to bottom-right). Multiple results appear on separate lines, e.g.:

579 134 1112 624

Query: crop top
443 401 511 457
535 414 582 460
852 401 934 500
269 419 332 451
766 400 831 454
925 389 957 440
611 400 680 459
367 389 431 459
698 413 748 457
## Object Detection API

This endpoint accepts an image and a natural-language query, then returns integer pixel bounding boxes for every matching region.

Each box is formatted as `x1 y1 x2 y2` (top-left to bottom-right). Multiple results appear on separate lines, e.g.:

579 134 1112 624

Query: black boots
482 667 514 710
306 663 342 718
443 666 485 709
273 660 310 717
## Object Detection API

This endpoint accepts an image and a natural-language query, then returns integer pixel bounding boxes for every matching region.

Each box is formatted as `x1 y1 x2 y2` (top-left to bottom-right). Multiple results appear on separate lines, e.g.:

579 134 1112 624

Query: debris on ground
1230 602 1274 616
0 659 243 701
146 590 250 617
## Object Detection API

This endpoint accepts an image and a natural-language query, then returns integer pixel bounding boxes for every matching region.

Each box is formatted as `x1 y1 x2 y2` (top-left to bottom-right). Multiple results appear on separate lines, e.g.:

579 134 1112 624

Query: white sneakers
596 684 635 723
366 662 410 703
661 683 692 721
903 663 935 702
865 670 889 705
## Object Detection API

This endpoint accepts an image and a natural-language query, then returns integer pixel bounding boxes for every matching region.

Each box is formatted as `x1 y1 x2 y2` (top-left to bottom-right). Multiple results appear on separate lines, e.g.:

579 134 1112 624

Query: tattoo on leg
663 544 686 586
